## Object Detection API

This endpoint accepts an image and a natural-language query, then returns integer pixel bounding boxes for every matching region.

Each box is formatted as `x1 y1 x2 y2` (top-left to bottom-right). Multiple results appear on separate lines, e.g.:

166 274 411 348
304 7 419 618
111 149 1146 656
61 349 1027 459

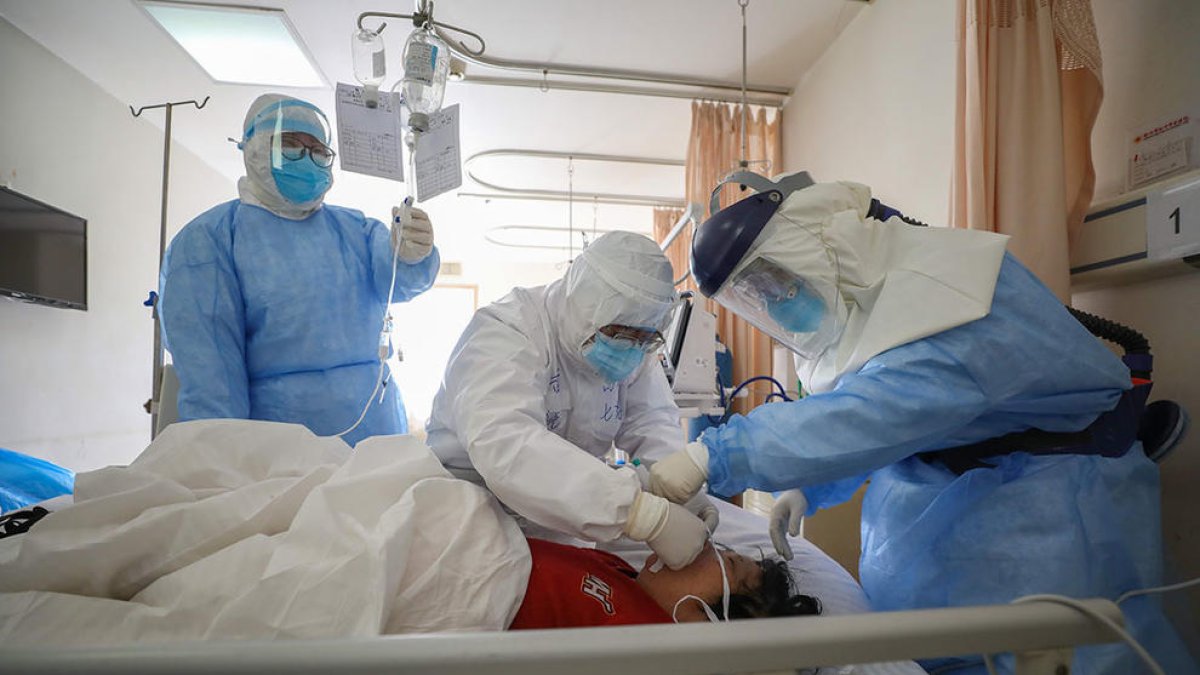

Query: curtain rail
463 149 686 208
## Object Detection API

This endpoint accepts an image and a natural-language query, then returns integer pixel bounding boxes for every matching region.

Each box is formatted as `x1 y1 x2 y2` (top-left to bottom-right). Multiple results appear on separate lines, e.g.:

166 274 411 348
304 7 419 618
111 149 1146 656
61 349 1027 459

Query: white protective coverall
426 232 687 546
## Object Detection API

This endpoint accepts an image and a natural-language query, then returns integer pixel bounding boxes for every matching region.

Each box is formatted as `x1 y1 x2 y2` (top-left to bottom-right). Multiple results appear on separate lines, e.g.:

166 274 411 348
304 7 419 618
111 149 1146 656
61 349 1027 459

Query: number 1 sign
1147 175 1200 261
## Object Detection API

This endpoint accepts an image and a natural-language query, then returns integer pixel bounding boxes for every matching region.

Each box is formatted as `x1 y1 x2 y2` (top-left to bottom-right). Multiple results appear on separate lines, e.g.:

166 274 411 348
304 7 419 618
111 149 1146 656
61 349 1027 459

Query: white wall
781 0 958 223
778 0 1200 617
0 17 234 471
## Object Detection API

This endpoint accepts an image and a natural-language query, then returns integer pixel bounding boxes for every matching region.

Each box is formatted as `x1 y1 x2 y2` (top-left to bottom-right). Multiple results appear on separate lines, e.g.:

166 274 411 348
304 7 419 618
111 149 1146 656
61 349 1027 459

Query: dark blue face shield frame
690 168 921 298
690 190 784 298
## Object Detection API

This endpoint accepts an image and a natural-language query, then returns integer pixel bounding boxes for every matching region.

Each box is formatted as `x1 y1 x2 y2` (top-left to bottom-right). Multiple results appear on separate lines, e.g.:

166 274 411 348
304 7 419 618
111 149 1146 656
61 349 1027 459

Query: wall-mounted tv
0 186 87 311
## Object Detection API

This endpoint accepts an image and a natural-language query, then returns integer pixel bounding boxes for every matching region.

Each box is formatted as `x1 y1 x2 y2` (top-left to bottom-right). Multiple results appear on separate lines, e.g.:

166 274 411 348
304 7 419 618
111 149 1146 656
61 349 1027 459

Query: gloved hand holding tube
622 491 708 570
391 198 435 263
634 458 719 533
768 489 808 561
648 441 710 505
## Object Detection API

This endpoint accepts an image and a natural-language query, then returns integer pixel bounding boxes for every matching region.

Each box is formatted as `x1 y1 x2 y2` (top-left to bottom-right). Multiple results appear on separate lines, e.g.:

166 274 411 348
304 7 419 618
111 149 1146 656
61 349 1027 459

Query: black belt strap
918 383 1152 475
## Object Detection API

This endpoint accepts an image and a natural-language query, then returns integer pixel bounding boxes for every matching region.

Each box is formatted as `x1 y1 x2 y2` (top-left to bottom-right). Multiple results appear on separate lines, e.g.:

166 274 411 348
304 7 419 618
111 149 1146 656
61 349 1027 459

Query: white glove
769 489 808 561
391 204 434 263
648 441 709 504
683 492 720 533
624 491 707 570
632 458 718 533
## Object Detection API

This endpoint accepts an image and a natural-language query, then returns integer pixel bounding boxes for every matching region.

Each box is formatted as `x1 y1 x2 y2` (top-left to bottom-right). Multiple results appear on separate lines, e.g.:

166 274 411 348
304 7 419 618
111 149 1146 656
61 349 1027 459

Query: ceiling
0 0 862 266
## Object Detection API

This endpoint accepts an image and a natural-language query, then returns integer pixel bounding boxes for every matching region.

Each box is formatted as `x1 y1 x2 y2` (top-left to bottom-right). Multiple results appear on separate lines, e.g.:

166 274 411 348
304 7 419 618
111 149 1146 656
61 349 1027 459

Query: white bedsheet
1 420 925 673
0 420 531 645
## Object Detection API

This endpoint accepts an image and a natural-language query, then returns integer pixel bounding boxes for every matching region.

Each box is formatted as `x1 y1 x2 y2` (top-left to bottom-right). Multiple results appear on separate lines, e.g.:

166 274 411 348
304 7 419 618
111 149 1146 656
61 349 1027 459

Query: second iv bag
401 26 449 130
352 28 386 107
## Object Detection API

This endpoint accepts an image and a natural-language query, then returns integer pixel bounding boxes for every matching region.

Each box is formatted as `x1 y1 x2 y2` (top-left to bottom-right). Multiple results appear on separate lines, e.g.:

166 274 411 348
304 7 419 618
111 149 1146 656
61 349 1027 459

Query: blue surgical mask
766 283 826 333
272 157 332 205
583 332 646 383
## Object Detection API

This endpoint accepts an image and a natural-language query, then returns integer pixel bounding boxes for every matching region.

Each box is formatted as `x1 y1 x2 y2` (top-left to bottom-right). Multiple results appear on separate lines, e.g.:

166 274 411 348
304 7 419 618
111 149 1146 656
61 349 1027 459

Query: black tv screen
0 186 87 310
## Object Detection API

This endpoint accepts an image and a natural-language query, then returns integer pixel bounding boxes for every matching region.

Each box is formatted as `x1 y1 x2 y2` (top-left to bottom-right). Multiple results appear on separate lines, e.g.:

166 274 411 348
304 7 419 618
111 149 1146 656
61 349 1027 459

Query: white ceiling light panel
139 1 326 87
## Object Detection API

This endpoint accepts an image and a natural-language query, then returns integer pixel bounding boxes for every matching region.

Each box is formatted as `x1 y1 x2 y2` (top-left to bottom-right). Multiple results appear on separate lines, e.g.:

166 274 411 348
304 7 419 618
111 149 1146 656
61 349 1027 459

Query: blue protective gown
702 254 1196 674
159 200 439 447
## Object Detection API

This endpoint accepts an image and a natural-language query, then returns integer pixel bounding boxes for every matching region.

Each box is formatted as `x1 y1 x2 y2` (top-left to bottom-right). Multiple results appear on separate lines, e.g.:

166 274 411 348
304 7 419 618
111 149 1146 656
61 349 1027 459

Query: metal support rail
355 5 788 106
463 149 686 208
1 599 1124 675
433 26 789 107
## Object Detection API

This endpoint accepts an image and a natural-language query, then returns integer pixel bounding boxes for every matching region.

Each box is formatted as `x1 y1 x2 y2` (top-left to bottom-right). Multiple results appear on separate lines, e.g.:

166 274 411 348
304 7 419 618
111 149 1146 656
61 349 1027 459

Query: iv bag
352 28 387 87
401 27 449 129
352 28 386 108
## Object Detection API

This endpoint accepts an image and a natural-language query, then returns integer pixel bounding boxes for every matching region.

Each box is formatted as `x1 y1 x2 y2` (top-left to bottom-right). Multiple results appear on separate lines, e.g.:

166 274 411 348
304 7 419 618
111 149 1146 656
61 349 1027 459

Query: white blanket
0 420 531 645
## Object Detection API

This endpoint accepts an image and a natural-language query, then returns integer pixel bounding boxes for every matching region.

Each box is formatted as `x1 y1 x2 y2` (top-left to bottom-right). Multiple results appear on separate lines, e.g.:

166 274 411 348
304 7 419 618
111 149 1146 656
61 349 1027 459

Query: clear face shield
239 100 335 169
239 100 336 206
715 253 845 361
259 102 333 171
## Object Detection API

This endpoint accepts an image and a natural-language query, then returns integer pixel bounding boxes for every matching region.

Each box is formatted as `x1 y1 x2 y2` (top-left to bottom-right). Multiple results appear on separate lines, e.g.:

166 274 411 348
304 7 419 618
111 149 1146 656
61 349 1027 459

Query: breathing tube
865 198 931 228
1066 307 1152 379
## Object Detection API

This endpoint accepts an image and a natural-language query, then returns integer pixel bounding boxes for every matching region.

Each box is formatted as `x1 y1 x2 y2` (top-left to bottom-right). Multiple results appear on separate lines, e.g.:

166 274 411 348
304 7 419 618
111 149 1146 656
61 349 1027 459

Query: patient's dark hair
709 558 822 620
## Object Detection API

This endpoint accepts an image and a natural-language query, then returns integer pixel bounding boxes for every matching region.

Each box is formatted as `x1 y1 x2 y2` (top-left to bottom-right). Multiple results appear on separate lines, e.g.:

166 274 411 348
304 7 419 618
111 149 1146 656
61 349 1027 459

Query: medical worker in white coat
426 232 713 570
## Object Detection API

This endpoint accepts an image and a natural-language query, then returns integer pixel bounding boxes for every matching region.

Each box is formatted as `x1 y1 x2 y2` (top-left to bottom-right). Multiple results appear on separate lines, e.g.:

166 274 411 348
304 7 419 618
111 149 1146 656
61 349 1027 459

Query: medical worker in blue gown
649 180 1196 673
159 94 439 446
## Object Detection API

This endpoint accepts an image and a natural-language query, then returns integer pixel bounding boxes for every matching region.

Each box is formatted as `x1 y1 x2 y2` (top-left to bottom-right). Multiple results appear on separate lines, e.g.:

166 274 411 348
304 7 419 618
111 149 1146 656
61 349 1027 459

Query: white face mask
671 541 732 623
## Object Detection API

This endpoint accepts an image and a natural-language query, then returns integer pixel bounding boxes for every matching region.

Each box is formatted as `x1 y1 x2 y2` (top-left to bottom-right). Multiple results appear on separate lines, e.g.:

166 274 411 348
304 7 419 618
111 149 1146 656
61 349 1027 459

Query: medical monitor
662 294 693 374
661 292 718 398
0 186 88 311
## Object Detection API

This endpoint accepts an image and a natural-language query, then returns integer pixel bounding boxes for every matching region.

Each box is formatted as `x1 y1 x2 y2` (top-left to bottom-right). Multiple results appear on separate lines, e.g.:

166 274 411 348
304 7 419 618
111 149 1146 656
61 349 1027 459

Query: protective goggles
583 324 665 353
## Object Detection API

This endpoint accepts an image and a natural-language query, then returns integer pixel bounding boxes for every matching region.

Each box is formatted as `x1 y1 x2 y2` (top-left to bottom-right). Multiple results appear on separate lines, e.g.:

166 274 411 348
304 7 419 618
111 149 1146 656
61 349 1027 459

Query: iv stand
130 96 210 438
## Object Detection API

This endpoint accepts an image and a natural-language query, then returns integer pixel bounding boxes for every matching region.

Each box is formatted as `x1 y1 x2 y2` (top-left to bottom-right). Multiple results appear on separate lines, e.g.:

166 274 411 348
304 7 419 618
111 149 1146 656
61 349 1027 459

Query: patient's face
636 543 762 621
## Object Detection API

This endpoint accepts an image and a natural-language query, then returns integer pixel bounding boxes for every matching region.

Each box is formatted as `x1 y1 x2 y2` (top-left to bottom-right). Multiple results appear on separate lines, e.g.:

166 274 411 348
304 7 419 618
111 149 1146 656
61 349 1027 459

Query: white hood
735 182 1009 392
236 93 331 220
545 231 677 368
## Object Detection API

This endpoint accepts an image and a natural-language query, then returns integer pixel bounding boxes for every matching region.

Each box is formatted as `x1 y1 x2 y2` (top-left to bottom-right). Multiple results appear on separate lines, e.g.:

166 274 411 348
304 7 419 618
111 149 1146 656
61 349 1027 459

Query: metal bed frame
3 598 1124 675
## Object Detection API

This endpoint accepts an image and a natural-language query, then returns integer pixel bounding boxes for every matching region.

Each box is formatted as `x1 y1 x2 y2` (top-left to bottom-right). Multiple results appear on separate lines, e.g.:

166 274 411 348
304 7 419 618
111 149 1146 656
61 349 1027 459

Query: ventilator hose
1066 307 1150 355
866 199 930 227
1067 307 1153 379
897 213 930 227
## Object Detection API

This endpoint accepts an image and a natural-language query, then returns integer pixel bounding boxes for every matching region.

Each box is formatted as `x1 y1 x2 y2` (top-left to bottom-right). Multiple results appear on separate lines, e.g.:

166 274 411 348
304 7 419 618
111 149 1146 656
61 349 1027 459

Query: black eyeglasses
277 136 336 168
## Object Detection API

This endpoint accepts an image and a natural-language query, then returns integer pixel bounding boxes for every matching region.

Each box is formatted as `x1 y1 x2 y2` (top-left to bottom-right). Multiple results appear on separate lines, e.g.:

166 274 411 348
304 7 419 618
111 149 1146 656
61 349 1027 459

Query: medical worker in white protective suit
426 231 715 570
648 179 1196 673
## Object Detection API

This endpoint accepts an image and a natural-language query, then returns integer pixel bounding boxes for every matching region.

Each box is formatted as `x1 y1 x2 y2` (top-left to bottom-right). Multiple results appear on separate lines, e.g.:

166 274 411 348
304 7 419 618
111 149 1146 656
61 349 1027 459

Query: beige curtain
657 101 782 413
950 0 1104 301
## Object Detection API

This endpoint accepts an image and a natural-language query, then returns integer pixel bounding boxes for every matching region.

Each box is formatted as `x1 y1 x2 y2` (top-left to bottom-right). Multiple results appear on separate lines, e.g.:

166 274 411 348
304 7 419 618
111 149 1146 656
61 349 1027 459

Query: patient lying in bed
513 538 820 628
0 420 817 646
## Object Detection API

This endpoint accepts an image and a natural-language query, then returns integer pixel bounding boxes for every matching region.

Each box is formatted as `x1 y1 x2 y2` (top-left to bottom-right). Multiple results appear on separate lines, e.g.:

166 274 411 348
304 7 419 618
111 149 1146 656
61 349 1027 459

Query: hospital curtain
652 207 687 289
662 101 782 414
950 0 1104 301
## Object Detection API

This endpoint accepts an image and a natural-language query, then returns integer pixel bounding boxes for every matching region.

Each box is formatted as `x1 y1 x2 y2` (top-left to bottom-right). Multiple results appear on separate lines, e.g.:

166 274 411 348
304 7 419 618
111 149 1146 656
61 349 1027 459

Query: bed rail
2 598 1124 675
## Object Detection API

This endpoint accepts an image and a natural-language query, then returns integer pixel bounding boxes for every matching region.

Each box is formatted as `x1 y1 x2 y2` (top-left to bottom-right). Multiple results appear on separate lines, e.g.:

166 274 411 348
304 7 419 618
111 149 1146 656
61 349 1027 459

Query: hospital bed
0 423 1134 675
0 593 1124 675
0 498 1127 675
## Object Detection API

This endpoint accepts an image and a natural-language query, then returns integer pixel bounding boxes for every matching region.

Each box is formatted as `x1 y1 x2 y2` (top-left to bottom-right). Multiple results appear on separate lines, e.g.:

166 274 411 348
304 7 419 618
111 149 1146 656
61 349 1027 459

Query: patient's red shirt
509 538 672 629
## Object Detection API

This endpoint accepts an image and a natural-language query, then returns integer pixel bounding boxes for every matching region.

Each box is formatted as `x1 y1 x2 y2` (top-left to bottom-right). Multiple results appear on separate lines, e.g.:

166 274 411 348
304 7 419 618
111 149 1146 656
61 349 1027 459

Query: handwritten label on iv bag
335 83 405 181
415 104 462 202
1146 175 1200 261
